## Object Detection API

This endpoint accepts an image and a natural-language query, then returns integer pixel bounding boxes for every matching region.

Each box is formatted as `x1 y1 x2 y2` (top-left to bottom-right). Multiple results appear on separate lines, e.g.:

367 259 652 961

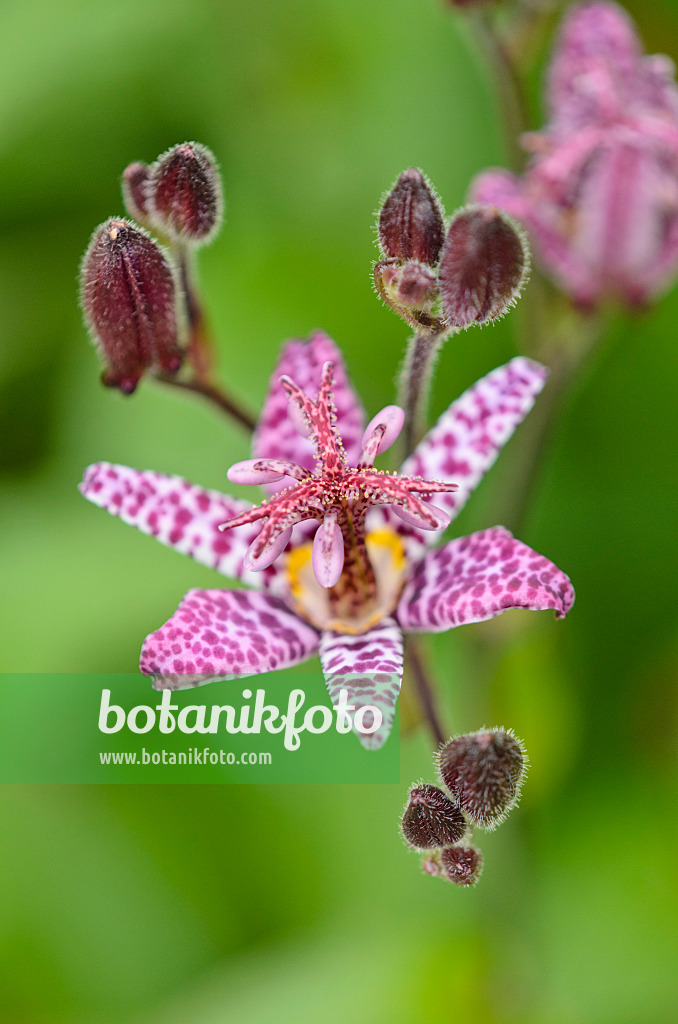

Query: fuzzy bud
121 161 152 223
379 168 445 266
378 261 439 311
80 218 182 394
149 142 222 244
438 205 528 327
438 729 527 829
401 783 468 849
440 845 483 886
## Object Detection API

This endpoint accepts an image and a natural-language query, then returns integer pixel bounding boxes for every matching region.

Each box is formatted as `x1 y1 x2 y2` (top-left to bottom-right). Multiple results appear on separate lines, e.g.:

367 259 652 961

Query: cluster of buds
471 1 678 309
80 142 222 393
374 168 529 335
401 728 527 886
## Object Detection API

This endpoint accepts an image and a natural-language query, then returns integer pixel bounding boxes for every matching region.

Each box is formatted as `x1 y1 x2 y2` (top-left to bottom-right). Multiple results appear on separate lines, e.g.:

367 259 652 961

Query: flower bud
438 205 528 328
401 783 468 849
80 218 182 394
378 168 445 266
149 142 223 244
378 261 439 311
121 161 152 223
438 729 527 829
440 845 483 886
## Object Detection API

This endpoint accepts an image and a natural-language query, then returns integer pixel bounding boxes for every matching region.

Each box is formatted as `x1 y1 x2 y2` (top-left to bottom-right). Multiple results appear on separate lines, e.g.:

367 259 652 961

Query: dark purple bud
440 845 483 886
150 142 223 244
122 161 152 223
379 168 445 266
438 729 527 829
80 218 182 394
401 783 468 849
438 205 528 327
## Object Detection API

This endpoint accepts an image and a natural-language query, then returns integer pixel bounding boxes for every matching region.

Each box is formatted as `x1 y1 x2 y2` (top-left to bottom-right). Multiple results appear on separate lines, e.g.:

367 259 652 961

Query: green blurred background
1 0 677 1020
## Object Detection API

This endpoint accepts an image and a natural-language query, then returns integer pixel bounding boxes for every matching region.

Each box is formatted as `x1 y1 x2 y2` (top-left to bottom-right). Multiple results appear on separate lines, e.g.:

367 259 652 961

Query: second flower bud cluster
375 168 529 336
401 728 527 886
80 142 222 394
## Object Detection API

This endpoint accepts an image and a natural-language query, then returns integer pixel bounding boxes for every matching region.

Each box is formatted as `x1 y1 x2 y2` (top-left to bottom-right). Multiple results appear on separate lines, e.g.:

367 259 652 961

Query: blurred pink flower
471 1 678 307
81 333 574 748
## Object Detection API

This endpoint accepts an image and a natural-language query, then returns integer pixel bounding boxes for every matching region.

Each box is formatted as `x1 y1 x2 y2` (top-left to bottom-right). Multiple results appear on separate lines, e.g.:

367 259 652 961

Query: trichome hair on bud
437 728 528 830
440 844 483 887
401 782 468 849
121 161 152 223
437 204 529 328
149 141 223 245
378 168 445 266
80 218 183 394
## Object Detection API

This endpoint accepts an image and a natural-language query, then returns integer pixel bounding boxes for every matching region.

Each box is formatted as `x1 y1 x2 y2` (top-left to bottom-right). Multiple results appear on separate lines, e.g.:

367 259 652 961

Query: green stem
405 637 447 749
399 330 447 457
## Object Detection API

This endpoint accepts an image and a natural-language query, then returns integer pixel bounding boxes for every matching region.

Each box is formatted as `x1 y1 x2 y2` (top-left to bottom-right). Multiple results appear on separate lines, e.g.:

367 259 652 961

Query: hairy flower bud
401 783 468 849
80 218 182 394
438 729 527 829
149 142 223 244
378 260 439 311
379 168 445 266
122 161 152 223
438 205 528 328
440 845 483 886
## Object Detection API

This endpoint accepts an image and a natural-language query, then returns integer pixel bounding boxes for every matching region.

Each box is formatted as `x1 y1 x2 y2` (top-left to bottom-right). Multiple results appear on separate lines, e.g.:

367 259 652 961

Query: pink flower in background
471 1 678 308
80 333 574 748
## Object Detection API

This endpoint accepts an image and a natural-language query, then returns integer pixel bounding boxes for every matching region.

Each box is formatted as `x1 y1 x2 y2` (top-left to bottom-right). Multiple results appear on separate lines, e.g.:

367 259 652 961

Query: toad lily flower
471 1 678 308
80 333 574 748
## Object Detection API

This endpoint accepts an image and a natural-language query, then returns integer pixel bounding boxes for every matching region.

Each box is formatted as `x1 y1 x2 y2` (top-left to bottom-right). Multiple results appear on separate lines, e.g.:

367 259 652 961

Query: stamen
220 362 458 609
227 458 311 485
390 501 451 531
312 511 345 588
244 525 293 571
360 405 405 466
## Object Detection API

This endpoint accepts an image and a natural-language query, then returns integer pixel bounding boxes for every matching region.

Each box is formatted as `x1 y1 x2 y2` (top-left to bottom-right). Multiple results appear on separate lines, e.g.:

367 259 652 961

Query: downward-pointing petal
312 513 345 588
319 619 404 750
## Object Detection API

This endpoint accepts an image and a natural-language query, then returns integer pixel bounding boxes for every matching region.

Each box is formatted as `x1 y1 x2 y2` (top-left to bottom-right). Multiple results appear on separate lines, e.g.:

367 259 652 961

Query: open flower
80 333 574 748
471 1 678 308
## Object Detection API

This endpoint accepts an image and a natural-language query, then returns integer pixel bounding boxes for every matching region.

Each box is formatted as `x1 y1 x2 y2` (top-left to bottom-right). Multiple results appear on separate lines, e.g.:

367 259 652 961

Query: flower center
287 528 407 635
218 360 457 626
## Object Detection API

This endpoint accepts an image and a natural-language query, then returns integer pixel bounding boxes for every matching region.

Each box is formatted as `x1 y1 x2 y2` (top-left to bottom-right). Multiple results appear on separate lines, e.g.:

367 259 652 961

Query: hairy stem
405 637 446 749
399 330 447 457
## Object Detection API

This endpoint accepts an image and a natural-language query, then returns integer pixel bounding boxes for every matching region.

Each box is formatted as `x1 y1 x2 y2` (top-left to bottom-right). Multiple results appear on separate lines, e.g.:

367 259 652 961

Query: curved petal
80 462 282 587
397 527 575 633
253 331 365 493
400 358 547 536
548 1 641 128
140 588 320 690
319 618 403 751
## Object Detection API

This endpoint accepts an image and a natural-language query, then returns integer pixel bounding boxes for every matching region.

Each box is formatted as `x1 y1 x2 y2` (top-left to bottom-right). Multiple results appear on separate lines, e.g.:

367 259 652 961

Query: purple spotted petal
80 462 279 585
140 588 320 690
253 332 365 493
400 358 546 534
548 1 641 128
319 618 403 750
397 527 575 633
